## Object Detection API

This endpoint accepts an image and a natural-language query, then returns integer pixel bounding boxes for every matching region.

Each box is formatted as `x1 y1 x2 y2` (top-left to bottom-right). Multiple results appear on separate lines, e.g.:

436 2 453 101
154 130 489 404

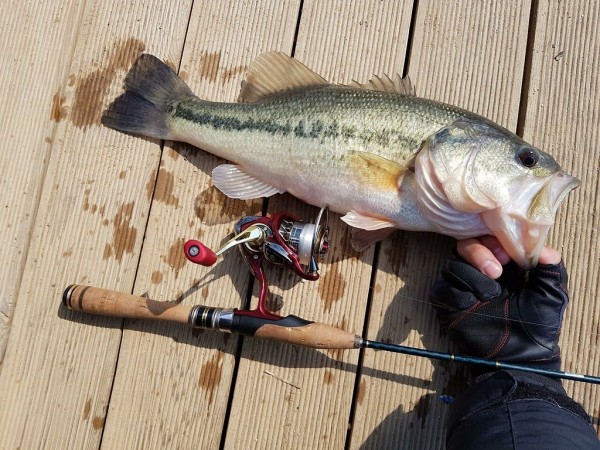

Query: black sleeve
447 370 600 450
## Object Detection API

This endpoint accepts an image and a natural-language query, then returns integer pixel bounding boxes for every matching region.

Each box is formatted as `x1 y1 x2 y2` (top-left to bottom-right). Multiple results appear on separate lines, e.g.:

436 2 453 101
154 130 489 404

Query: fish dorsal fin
347 74 415 96
238 52 329 102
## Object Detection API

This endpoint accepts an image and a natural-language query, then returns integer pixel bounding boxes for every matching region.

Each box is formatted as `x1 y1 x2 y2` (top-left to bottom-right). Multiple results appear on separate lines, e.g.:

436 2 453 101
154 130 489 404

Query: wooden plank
348 1 533 448
0 0 85 364
223 1 415 449
99 2 302 449
0 1 194 448
523 0 600 433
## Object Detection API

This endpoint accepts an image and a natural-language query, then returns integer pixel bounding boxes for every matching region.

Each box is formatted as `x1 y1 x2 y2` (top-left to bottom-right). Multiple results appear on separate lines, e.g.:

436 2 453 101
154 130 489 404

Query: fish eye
517 148 538 168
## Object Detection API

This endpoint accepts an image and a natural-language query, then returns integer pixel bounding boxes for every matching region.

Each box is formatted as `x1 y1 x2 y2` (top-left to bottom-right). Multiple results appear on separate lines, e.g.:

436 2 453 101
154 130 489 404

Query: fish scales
102 53 580 267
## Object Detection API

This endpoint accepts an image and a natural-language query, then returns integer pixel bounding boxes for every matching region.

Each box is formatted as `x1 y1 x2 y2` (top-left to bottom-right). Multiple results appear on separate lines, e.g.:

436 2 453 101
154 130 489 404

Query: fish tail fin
101 54 194 140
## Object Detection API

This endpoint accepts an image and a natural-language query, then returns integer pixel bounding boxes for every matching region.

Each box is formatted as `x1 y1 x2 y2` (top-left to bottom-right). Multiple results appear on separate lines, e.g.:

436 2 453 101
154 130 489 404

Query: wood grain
0 1 194 448
0 0 86 365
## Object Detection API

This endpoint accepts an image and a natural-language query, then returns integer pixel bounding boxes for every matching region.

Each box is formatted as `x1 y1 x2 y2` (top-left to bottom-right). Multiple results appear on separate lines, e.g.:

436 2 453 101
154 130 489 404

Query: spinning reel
183 207 329 319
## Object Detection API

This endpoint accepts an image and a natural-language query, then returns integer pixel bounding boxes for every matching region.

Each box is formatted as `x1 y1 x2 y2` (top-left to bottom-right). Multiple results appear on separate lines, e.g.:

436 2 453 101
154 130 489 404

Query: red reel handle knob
184 240 218 266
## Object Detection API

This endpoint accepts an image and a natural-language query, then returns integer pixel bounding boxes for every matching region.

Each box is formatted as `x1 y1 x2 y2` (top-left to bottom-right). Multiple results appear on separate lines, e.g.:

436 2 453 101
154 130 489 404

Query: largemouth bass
102 53 580 268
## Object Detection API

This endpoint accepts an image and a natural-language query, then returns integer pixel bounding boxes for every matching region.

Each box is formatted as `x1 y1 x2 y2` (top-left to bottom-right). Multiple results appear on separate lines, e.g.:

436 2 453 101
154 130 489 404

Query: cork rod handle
63 285 192 324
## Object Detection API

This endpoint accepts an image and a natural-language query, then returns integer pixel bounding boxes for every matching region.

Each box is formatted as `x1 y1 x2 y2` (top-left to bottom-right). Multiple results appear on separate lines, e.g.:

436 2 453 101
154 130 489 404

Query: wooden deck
1 1 598 448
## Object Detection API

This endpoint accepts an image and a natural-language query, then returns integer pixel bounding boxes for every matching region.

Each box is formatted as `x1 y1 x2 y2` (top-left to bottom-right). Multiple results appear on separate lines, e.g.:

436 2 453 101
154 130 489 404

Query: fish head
421 119 580 268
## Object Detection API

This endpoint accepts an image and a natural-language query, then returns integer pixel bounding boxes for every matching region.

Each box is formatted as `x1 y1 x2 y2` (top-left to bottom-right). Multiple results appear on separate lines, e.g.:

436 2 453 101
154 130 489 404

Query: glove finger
430 281 479 316
443 259 503 301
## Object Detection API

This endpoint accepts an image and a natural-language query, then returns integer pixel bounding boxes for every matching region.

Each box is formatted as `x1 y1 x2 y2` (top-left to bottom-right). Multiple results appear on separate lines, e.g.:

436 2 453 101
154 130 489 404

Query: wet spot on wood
318 263 347 312
414 393 433 428
180 71 188 82
222 65 247 84
51 89 66 122
198 351 224 405
45 137 53 144
162 238 187 278
82 189 91 211
68 74 76 86
384 232 409 274
108 202 138 262
63 249 73 258
166 147 180 160
164 60 177 71
92 415 105 430
338 230 361 260
201 286 209 299
357 379 366 405
151 270 163 284
102 218 110 226
323 370 334 385
102 243 113 260
71 37 145 129
153 169 180 207
118 170 127 179
194 186 259 225
199 51 221 82
82 399 91 420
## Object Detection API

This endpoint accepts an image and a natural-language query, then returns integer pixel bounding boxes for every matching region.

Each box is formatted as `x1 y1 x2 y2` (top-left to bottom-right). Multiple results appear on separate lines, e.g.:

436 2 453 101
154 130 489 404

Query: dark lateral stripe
174 103 420 149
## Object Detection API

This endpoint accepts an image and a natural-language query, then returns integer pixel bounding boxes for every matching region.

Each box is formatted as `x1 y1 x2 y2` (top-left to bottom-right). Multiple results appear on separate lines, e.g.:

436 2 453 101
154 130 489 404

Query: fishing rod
63 207 600 385
62 285 600 385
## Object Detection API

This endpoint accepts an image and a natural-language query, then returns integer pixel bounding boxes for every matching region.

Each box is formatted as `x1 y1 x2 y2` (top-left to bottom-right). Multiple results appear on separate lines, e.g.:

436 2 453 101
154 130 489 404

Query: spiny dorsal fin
238 52 329 102
347 74 415 96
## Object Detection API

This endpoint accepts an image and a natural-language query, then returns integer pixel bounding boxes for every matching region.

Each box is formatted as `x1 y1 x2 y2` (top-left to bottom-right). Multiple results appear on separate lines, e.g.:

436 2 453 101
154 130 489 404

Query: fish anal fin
350 227 397 252
347 151 408 191
341 210 396 231
238 52 329 103
346 74 415 96
212 164 285 199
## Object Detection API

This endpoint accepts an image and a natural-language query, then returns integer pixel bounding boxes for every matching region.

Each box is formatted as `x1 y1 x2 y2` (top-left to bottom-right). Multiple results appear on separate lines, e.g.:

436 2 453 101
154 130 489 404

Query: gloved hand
431 257 569 370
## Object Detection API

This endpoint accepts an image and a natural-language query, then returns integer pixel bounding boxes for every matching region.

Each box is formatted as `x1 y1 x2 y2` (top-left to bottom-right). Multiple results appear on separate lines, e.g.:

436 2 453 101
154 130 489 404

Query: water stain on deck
198 350 225 405
51 89 66 122
357 379 366 405
323 370 335 385
199 51 222 82
384 232 409 274
151 270 163 284
82 398 91 420
162 238 187 278
318 262 347 312
71 37 145 129
194 186 257 225
92 416 105 430
222 64 247 85
153 169 180 207
102 202 137 262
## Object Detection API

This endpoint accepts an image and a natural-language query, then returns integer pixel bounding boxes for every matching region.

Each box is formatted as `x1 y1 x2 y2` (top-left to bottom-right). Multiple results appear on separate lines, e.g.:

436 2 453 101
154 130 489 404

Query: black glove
431 258 569 370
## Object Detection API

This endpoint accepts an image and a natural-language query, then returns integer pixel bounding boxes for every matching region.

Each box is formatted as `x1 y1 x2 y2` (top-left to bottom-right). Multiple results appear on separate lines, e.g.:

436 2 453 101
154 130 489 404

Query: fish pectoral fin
347 151 408 191
238 52 329 103
346 74 415 96
212 164 285 199
350 227 397 252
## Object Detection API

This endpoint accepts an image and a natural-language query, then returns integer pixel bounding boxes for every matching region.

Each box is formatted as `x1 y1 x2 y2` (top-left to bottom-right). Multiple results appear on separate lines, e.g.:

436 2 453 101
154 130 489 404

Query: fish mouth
481 171 581 268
